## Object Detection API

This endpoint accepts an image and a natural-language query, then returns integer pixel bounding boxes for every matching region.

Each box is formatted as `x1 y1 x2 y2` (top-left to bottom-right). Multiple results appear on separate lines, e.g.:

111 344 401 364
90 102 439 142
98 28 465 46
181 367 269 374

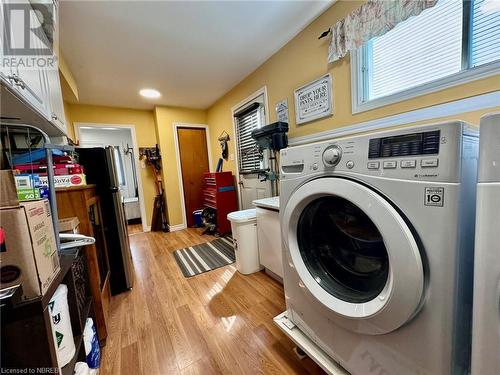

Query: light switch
229 154 235 161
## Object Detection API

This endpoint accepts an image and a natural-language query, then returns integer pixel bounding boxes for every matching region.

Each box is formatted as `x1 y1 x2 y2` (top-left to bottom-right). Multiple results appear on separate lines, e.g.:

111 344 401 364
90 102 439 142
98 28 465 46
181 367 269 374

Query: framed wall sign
275 99 289 123
294 73 333 125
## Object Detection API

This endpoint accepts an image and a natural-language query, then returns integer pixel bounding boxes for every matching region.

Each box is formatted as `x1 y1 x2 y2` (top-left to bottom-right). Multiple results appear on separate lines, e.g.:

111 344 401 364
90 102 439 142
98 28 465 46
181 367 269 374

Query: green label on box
17 188 41 201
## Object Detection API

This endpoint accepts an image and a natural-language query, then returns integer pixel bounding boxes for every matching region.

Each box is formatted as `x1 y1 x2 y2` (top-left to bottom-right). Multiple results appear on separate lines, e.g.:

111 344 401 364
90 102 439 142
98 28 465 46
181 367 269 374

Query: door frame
173 122 213 229
231 86 270 209
74 122 149 232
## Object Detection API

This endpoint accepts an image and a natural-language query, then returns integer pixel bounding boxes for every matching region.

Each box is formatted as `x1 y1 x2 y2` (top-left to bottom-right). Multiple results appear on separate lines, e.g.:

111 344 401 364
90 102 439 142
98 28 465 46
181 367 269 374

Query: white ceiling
59 1 331 110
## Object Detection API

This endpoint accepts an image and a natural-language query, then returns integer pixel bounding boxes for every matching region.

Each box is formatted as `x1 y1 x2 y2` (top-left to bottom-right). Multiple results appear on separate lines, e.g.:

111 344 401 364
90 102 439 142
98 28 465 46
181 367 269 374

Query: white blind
367 0 463 100
235 106 261 173
471 0 500 67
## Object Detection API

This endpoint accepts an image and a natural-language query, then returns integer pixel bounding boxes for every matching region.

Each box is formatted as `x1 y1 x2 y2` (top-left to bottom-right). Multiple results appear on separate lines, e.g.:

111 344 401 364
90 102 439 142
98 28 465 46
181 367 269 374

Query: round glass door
282 177 424 334
298 196 389 303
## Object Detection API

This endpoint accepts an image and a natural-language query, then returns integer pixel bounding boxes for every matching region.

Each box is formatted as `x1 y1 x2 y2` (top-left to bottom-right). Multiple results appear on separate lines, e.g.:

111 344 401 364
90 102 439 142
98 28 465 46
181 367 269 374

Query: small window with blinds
234 102 263 173
471 0 500 67
355 0 500 111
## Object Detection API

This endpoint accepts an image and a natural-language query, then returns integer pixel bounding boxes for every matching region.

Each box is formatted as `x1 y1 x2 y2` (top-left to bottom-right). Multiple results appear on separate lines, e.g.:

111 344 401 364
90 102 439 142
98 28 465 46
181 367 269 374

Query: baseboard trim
289 91 500 146
168 224 187 232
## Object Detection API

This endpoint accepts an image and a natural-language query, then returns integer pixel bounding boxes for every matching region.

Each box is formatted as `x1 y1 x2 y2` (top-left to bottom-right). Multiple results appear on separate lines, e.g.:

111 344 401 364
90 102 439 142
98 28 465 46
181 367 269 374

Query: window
234 101 265 173
353 0 500 112
471 0 500 67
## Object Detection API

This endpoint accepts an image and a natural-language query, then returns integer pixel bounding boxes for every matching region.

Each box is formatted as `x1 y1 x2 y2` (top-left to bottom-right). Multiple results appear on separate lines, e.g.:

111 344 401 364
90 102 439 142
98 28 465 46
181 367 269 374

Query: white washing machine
280 121 478 375
471 112 500 375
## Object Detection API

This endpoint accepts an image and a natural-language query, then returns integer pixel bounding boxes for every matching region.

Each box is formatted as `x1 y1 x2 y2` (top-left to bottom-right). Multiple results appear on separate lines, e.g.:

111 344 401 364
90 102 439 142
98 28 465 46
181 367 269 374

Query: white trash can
227 209 262 275
48 284 76 368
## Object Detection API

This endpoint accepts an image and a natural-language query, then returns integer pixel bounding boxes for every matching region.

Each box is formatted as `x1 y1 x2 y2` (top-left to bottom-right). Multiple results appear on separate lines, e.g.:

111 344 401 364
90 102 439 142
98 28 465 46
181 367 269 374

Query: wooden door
177 127 210 227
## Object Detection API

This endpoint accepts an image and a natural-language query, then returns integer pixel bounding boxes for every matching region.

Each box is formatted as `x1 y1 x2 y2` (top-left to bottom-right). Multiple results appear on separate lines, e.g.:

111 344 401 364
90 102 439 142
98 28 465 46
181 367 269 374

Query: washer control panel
322 145 342 167
280 121 475 183
368 130 440 159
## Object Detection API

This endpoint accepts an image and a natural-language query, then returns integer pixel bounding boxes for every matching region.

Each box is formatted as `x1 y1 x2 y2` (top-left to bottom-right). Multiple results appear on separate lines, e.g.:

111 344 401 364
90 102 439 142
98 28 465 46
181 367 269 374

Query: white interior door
239 174 271 209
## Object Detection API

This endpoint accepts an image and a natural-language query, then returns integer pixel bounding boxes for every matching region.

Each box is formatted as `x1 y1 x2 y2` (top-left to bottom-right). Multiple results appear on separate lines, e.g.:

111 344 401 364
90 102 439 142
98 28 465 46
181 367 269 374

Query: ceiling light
139 88 161 99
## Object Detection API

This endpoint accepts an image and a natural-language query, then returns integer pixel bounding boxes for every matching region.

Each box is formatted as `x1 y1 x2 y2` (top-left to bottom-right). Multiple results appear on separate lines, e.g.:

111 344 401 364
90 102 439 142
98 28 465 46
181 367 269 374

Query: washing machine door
283 177 424 335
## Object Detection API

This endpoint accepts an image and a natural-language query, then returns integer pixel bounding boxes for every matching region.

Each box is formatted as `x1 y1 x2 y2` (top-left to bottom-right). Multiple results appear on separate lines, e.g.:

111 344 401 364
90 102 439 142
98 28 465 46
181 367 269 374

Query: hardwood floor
100 228 325 375
127 223 143 235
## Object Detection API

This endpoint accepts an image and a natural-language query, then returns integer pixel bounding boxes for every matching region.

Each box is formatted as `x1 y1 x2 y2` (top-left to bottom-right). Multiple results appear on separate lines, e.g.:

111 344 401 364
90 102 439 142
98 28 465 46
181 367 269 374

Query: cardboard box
39 174 86 188
14 173 41 189
0 199 60 300
0 170 19 207
58 217 80 234
14 173 49 201
17 188 41 201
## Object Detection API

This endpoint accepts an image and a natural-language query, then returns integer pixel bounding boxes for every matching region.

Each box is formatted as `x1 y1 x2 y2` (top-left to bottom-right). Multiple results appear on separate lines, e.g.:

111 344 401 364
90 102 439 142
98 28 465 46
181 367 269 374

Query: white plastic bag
74 362 90 375
49 284 76 368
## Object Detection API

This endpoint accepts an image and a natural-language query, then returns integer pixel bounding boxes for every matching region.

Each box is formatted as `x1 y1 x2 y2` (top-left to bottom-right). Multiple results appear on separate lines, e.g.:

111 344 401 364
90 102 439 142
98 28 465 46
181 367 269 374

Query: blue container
193 209 203 227
12 148 64 164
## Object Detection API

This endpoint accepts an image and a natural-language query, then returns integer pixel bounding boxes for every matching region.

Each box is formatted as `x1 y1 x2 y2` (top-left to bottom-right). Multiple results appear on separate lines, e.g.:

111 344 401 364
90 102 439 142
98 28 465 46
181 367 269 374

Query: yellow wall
59 53 79 103
64 102 209 229
65 103 158 228
62 0 499 228
206 0 500 176
63 101 74 140
153 106 207 227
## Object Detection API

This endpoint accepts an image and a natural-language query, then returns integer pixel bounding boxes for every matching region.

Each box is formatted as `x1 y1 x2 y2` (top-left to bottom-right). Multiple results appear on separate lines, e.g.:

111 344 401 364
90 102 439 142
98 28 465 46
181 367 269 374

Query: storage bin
227 209 262 274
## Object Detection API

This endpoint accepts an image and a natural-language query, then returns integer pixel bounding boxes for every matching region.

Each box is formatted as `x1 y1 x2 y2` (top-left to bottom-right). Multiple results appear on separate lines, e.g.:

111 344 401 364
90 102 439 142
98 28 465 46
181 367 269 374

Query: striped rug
173 237 235 277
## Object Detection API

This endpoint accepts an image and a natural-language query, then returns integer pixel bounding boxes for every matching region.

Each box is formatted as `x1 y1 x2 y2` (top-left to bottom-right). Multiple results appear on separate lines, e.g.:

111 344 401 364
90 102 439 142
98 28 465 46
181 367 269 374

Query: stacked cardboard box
12 152 86 201
14 173 49 201
0 170 60 300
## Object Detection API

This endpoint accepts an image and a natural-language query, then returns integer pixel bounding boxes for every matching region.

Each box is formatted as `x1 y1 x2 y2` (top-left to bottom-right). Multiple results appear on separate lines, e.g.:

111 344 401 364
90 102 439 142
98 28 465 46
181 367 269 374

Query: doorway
174 124 211 228
75 124 147 234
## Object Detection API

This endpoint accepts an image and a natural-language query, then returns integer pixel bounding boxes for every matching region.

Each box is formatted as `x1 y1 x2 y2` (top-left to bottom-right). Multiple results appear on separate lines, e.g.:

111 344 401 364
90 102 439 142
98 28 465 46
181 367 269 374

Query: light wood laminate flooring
100 228 325 375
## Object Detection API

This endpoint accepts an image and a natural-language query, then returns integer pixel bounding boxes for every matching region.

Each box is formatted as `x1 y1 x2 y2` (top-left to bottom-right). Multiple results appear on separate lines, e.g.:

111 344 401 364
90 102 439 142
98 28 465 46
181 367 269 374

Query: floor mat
173 236 235 277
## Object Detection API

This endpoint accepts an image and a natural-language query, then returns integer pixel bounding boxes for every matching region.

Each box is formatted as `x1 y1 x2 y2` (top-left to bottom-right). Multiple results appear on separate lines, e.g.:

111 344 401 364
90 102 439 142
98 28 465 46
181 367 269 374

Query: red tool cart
202 172 237 235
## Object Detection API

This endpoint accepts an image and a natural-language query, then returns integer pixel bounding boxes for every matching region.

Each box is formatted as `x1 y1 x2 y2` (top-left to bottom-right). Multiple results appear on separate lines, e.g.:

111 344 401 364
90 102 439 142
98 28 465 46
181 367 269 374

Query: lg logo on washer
424 187 445 207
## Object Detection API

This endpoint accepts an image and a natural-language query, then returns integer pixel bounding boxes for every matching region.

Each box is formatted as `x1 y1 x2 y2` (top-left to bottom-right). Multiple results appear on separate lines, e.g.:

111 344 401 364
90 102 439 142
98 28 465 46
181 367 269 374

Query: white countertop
253 196 279 210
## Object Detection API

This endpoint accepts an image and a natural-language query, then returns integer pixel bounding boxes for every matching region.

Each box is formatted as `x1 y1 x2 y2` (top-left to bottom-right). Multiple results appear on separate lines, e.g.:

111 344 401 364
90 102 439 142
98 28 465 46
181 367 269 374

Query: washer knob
322 145 342 166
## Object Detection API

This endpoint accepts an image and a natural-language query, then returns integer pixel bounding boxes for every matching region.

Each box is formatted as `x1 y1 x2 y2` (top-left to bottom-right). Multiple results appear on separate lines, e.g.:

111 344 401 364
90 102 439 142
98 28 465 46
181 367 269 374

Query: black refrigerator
77 146 134 295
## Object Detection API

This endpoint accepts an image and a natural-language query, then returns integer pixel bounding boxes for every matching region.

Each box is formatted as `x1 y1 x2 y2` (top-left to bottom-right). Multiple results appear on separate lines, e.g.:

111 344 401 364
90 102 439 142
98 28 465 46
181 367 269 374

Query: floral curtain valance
328 0 439 63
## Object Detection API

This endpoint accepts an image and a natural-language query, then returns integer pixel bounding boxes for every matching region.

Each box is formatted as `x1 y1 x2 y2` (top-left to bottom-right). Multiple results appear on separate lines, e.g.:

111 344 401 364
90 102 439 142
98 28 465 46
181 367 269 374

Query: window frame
235 103 265 174
233 93 267 175
351 0 500 114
